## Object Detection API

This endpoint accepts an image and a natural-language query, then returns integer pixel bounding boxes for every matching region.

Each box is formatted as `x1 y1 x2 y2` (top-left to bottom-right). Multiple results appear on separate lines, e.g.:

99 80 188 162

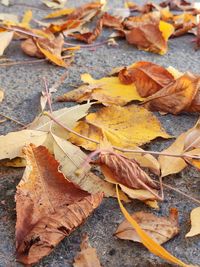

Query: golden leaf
45 8 74 19
16 144 103 265
0 31 13 56
186 207 200 237
115 208 179 244
21 10 32 28
58 73 143 105
69 105 170 150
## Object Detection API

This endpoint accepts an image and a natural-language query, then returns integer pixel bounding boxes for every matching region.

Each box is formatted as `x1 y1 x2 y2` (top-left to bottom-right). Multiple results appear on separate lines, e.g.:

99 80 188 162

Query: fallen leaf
118 61 175 97
42 0 67 9
186 207 200 237
0 13 18 23
144 73 200 114
116 185 190 267
57 73 143 105
0 31 13 56
73 233 102 267
69 105 170 151
21 10 32 28
0 89 4 102
45 8 75 19
115 208 179 244
21 37 44 58
16 144 103 265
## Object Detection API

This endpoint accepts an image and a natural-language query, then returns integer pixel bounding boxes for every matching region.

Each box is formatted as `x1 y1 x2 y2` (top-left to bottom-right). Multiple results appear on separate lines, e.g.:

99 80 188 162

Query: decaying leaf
69 105 170 151
0 31 13 56
42 0 67 9
57 73 143 106
16 144 103 265
118 61 175 97
45 8 75 19
115 208 179 244
0 89 4 102
186 207 200 237
73 233 102 267
124 14 174 55
144 73 200 114
116 186 190 267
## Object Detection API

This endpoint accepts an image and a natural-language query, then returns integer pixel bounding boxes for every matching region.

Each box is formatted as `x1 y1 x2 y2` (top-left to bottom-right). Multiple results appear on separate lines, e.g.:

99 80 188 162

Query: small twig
49 71 68 92
0 25 45 38
0 113 25 127
44 112 200 160
43 77 53 113
0 59 47 67
154 180 200 205
64 40 109 49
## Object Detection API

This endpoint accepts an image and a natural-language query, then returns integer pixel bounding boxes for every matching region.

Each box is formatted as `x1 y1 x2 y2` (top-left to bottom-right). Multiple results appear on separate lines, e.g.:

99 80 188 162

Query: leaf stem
0 113 25 126
44 112 200 160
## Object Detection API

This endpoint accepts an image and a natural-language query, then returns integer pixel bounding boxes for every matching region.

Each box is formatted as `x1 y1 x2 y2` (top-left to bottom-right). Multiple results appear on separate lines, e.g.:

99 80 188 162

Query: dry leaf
73 233 102 267
0 13 18 23
116 186 190 267
118 61 175 97
69 105 170 151
0 89 4 102
186 207 200 237
21 38 44 58
144 73 200 114
21 10 32 28
124 14 174 55
57 73 143 105
42 0 67 9
115 208 179 244
102 12 123 29
16 144 103 265
45 8 74 19
0 31 13 56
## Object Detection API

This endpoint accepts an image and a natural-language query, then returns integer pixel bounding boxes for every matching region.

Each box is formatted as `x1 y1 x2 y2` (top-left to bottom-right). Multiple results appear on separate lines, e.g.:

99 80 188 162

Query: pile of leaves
1 0 200 68
0 1 200 267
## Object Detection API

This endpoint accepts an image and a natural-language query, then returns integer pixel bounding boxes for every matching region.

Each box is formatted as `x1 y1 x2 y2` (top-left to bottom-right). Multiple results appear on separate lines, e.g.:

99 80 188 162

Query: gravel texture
0 0 200 266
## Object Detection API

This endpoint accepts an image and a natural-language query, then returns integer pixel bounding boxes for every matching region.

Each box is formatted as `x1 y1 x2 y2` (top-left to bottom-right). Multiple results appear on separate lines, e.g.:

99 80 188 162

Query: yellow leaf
36 42 67 67
58 73 143 105
159 20 174 42
69 105 170 151
186 207 200 237
116 185 190 267
21 10 32 28
45 8 74 19
0 31 13 56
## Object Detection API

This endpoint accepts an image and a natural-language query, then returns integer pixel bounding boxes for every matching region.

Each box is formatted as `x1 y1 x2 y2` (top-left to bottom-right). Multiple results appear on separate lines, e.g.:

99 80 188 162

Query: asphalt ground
0 0 200 266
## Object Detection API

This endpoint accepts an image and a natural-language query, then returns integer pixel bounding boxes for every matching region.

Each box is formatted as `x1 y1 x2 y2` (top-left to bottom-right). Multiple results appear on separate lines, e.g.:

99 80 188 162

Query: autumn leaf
42 0 67 9
0 89 4 102
73 233 102 267
144 73 200 114
57 73 143 105
45 8 75 19
116 186 190 267
69 105 170 151
0 31 13 56
118 61 175 97
21 10 32 28
124 13 174 55
16 144 103 265
115 208 179 244
186 207 200 237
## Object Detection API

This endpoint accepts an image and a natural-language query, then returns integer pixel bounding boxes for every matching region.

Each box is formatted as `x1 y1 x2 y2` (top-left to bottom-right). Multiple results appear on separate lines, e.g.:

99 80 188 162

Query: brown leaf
73 233 102 267
16 144 103 265
98 151 161 200
144 73 200 114
21 37 44 58
71 17 103 44
102 12 123 29
115 208 179 245
118 61 175 97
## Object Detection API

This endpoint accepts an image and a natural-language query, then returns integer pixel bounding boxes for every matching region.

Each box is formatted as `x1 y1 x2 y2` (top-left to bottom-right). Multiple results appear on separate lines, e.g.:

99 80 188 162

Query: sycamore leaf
0 31 13 56
57 73 143 106
118 61 174 97
52 134 118 198
73 233 102 267
186 207 200 237
69 105 170 151
115 208 179 244
144 74 200 114
16 144 103 265
116 185 190 267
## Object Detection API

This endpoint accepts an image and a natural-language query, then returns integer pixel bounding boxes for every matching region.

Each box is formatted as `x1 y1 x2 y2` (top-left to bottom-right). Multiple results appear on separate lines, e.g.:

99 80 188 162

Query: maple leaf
144 73 200 114
69 105 170 151
73 233 102 267
186 207 200 237
115 208 179 244
57 73 143 106
0 31 13 56
118 61 175 97
16 144 103 265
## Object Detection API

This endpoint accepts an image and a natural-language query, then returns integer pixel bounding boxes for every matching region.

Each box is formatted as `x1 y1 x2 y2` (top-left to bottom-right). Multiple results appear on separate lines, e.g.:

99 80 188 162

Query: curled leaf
186 207 200 237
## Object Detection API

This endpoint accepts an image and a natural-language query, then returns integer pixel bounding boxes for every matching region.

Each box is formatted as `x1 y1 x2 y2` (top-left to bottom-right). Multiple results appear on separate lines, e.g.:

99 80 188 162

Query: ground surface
0 0 200 267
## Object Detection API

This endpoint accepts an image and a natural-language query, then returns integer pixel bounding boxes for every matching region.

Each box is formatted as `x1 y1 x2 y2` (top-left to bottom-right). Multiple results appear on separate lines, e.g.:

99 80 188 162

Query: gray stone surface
0 0 200 266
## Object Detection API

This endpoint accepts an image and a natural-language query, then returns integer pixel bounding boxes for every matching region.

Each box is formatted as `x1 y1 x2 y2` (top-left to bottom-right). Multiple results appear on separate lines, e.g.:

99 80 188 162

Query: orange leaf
16 144 103 265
